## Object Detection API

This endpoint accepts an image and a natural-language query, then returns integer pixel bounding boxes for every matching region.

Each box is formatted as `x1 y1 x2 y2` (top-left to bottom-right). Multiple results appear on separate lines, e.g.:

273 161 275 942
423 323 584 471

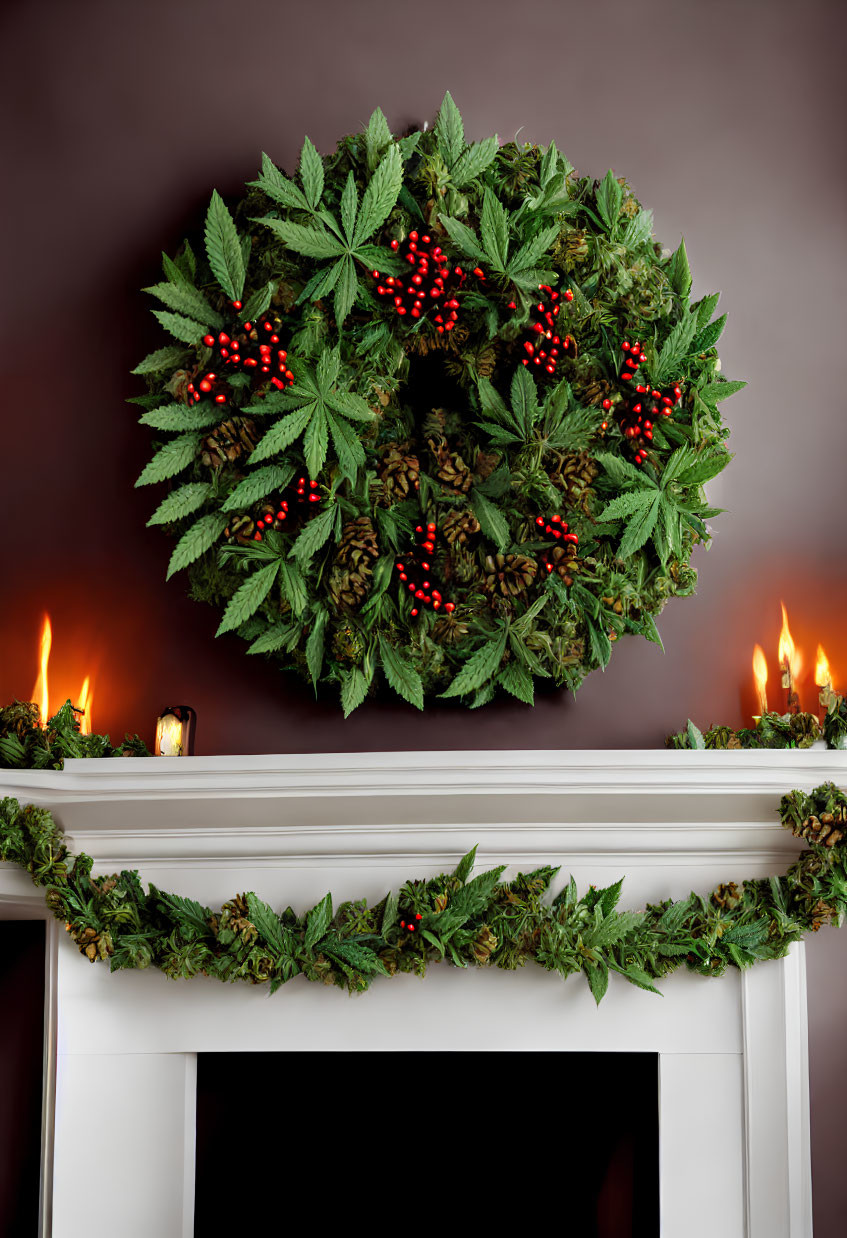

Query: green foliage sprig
0 701 148 770
134 94 742 712
668 708 846 751
2 785 843 999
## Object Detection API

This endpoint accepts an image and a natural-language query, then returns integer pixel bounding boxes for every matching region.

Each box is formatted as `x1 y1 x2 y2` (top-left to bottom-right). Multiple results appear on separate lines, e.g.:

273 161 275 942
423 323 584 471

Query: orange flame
31 615 52 727
815 645 832 690
752 644 768 715
778 602 802 678
77 676 93 735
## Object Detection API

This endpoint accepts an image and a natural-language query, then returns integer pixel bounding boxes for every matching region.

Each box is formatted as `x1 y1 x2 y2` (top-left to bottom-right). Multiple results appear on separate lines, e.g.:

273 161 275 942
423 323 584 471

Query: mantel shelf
3 749 846 867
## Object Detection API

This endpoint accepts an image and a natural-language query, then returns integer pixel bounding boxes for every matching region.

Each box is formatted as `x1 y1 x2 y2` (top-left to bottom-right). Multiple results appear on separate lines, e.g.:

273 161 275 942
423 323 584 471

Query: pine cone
329 517 379 610
336 517 378 565
712 882 743 911
473 449 501 482
378 442 420 502
445 342 497 381
542 545 578 587
67 923 113 963
200 416 259 471
793 808 847 849
483 553 537 599
550 451 599 512
580 379 612 407
219 893 258 945
442 510 481 546
224 514 257 545
429 436 473 494
565 228 590 262
471 926 498 963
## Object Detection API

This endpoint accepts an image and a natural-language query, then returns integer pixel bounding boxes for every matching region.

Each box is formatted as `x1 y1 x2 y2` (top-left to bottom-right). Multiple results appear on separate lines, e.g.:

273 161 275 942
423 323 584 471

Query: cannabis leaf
595 444 730 563
379 637 424 710
441 191 558 290
132 345 188 375
204 190 246 302
216 559 281 635
220 463 295 512
255 144 403 326
248 347 374 480
147 482 212 527
476 369 599 454
166 513 228 579
440 629 508 699
144 280 223 330
135 433 200 486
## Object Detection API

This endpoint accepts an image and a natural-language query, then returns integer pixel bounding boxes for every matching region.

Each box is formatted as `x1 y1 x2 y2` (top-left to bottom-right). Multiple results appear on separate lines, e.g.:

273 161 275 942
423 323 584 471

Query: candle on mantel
154 706 196 756
816 645 838 720
752 644 768 720
778 603 801 715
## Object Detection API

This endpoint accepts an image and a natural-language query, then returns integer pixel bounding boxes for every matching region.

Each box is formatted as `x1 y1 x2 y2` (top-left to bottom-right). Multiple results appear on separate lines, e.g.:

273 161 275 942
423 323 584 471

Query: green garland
0 700 149 770
2 785 844 1002
133 93 741 713
668 700 847 751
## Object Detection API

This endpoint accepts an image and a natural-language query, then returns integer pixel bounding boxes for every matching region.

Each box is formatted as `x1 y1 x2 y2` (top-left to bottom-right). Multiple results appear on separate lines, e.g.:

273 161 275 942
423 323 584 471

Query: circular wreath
133 94 739 713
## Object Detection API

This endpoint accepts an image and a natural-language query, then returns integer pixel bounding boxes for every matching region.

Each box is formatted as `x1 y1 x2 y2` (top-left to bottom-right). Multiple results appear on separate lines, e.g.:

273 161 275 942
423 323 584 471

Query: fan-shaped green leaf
204 190 245 302
166 513 228 578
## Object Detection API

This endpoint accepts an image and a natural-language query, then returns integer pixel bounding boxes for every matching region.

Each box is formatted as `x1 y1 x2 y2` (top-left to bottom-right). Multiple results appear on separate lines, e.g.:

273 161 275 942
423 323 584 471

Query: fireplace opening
195 1051 659 1236
0 920 45 1237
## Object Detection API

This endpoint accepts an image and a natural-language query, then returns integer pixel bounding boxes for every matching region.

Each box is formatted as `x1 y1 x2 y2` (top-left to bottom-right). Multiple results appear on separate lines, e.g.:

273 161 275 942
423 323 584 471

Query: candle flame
815 645 832 690
778 602 802 678
77 676 93 735
31 615 52 727
752 644 768 715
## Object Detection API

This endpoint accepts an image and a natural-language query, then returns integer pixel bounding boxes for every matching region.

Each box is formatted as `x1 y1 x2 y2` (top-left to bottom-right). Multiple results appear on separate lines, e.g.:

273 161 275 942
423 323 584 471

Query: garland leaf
379 637 424 710
147 482 212 527
135 433 200 486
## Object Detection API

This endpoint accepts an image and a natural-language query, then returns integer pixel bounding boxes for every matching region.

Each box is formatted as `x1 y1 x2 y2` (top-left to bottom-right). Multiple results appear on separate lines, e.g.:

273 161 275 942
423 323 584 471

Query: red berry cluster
395 522 455 617
535 514 579 551
252 477 322 542
190 304 294 408
398 912 423 934
521 285 574 376
373 232 484 333
604 339 684 466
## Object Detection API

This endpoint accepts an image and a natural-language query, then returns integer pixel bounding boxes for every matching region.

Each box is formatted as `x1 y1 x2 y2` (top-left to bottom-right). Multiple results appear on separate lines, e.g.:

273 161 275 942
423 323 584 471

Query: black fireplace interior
0 920 45 1238
195 1051 659 1236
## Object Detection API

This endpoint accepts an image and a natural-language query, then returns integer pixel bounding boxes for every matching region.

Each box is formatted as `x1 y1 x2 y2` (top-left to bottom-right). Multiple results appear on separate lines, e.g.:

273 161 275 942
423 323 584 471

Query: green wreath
133 94 741 713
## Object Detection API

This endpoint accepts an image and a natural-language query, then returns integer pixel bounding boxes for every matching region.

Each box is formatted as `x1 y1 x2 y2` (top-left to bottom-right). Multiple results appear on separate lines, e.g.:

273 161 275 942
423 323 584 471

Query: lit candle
778 603 801 715
752 644 768 719
154 706 196 756
815 645 837 720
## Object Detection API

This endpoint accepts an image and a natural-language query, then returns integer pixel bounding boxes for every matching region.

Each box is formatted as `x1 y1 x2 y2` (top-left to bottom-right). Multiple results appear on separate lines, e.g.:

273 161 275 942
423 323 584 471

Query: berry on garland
398 912 423 933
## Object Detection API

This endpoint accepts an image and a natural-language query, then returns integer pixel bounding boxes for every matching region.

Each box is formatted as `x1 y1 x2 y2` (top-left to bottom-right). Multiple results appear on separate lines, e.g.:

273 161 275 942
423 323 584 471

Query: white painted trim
181 1054 197 1238
39 920 58 1238
742 946 813 1236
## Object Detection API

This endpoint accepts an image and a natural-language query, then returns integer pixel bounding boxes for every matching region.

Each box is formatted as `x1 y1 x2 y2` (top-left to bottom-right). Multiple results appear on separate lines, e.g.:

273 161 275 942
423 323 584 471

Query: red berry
390 239 399 250
444 602 455 613
622 341 631 351
231 301 242 310
215 393 227 404
202 334 215 347
602 398 612 410
564 289 574 301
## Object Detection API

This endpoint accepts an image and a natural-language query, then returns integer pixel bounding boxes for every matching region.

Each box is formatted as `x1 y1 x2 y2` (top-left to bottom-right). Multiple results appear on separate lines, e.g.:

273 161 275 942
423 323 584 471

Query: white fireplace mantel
3 748 846 1238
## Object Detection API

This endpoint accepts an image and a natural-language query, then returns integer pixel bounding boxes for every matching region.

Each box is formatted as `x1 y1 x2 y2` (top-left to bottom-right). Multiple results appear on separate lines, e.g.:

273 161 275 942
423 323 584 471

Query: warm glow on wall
27 613 95 730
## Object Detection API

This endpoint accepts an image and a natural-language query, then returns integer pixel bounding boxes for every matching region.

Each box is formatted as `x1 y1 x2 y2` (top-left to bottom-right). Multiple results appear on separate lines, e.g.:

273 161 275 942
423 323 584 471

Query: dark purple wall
1 0 845 1230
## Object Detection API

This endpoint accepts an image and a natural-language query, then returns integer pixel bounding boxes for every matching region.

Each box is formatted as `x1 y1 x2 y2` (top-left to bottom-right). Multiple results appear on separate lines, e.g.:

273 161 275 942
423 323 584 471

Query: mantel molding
2 749 845 867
